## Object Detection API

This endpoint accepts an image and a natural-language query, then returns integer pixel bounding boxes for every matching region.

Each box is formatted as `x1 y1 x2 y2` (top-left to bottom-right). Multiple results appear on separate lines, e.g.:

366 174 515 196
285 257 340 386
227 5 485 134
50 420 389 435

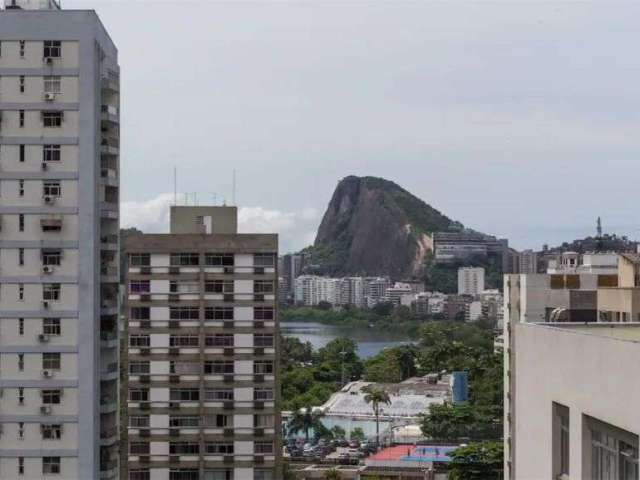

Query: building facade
125 207 280 480
457 267 485 296
0 4 120 479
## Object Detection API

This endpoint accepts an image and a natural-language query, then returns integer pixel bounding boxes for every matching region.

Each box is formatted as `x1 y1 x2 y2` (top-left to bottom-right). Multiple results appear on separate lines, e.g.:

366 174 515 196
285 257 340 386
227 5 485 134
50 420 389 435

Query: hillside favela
0 1 638 479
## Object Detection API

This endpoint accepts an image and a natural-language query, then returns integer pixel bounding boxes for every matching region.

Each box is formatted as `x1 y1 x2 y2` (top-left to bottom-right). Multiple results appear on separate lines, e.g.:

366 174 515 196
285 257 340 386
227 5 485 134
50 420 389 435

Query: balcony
100 331 118 349
99 459 118 479
100 138 119 156
100 395 117 414
100 426 118 446
101 265 118 283
101 76 119 94
100 362 118 381
101 105 119 125
40 215 63 232
100 234 118 250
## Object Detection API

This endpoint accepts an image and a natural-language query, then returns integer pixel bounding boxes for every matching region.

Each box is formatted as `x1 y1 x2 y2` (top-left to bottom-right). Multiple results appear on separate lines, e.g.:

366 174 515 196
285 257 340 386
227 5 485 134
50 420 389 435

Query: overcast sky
66 0 640 253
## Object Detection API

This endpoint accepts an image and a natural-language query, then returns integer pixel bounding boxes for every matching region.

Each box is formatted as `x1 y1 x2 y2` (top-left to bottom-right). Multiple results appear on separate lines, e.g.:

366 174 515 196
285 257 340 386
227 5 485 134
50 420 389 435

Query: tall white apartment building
457 267 485 296
0 3 120 479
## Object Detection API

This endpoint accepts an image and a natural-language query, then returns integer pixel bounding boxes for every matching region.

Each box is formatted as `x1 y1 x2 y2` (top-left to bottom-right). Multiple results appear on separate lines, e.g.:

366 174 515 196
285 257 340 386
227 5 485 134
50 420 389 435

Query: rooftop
365 444 457 467
535 322 640 343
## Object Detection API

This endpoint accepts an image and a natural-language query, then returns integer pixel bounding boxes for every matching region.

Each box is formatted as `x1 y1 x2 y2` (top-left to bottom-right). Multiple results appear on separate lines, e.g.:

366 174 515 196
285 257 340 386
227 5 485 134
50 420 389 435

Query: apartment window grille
170 281 199 294
18 248 24 266
169 417 199 428
205 334 234 347
254 253 275 267
18 422 25 440
130 280 150 293
130 307 150 320
129 442 150 455
42 111 63 127
129 335 150 348
18 318 24 335
18 388 24 405
204 253 234 266
43 283 61 301
19 41 25 58
203 470 233 480
43 318 61 335
42 249 61 266
254 415 275 428
170 253 199 266
129 253 150 266
254 334 274 347
43 41 61 58
204 442 234 455
18 457 24 475
254 471 274 480
205 280 234 293
41 424 62 440
254 441 274 454
43 145 61 162
19 179 24 196
43 181 61 197
254 388 274 401
19 214 24 232
42 389 61 404
44 76 61 94
204 307 233 320
129 389 149 402
204 360 234 374
129 470 150 480
170 306 199 320
19 144 25 162
254 361 274 375
19 75 25 93
19 110 24 127
169 361 200 375
204 414 230 428
254 307 274 320
204 389 234 401
169 442 200 455
18 353 24 371
169 335 199 347
42 352 61 370
129 416 150 428
129 361 150 375
169 470 199 480
254 281 274 294
169 389 199 402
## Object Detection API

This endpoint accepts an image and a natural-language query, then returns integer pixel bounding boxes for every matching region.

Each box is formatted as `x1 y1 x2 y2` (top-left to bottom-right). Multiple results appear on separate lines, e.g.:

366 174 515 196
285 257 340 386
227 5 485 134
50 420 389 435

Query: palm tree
363 386 391 449
325 468 343 480
287 406 325 443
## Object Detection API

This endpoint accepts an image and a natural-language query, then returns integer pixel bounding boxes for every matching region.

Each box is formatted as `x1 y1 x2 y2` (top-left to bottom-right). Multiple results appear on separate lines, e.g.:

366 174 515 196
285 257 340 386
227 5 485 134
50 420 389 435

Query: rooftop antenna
597 216 602 238
232 169 237 206
173 166 177 206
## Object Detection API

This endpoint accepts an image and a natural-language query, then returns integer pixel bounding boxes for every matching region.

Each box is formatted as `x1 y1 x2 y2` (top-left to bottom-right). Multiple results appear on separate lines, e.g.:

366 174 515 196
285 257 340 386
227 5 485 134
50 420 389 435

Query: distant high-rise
0 3 120 479
457 267 485 296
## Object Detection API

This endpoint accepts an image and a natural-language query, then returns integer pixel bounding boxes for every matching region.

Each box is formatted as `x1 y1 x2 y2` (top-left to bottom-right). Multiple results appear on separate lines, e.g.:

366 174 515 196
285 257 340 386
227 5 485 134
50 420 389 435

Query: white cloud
121 193 319 253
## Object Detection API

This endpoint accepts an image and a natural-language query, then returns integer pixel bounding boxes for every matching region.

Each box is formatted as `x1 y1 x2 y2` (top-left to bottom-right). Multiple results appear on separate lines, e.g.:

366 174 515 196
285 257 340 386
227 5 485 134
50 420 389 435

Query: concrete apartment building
457 267 485 296
0 2 120 479
517 249 538 274
125 206 280 480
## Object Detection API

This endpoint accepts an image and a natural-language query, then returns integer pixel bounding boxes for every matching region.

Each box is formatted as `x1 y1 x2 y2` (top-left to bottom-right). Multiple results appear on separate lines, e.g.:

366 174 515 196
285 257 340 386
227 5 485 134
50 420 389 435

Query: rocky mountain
310 176 462 278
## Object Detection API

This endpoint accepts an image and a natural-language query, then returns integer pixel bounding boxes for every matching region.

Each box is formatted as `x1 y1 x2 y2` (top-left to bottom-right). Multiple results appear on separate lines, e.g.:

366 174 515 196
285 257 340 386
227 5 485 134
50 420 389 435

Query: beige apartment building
125 206 280 480
0 2 120 479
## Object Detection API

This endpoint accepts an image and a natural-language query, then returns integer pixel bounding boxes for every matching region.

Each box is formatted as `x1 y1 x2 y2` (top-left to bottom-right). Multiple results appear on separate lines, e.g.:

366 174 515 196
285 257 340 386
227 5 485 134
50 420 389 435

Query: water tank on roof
451 371 469 403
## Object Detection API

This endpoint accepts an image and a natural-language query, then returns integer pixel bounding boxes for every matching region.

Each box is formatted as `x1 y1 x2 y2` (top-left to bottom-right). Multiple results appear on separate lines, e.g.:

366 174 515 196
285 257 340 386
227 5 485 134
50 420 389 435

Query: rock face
313 176 459 278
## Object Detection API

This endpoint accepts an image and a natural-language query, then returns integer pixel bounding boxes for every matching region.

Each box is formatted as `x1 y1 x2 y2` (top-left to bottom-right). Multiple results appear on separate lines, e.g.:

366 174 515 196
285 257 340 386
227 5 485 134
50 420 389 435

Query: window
43 145 61 162
170 442 200 455
170 389 199 402
204 389 234 401
19 179 24 196
43 181 61 197
205 334 233 347
170 281 199 294
204 414 230 428
43 318 61 335
18 318 24 336
18 388 24 405
254 441 274 454
42 249 61 266
42 389 61 404
170 253 199 266
129 335 150 348
130 307 150 320
129 361 150 375
254 388 274 401
44 76 61 94
254 253 275 267
18 248 24 266
205 442 234 455
18 353 24 371
43 352 61 370
588 416 639 480
129 253 150 266
129 389 149 402
169 416 199 428
254 471 274 480
129 442 150 455
18 422 25 440
41 424 62 440
254 361 274 375
254 281 274 294
254 415 275 428
204 361 234 374
19 214 24 232
205 253 234 266
254 334 274 347
19 110 24 127
169 335 199 347
19 41 25 58
129 470 150 480
203 470 232 480
205 280 234 293
254 307 274 320
130 280 150 293
43 283 61 301
170 306 199 320
205 307 233 320
44 41 61 58
169 470 199 480
42 111 63 127
19 144 25 162
18 457 24 475
553 403 570 478
19 75 25 93
129 416 150 428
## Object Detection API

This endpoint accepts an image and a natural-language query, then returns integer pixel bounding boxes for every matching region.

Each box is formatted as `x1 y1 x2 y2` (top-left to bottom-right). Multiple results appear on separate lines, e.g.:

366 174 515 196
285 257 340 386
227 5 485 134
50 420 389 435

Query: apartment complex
457 267 485 296
0 3 120 479
125 206 280 480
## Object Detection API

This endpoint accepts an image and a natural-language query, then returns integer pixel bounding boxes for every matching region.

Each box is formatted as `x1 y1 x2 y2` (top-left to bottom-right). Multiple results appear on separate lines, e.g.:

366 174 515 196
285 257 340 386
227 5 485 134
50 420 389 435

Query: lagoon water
281 321 414 359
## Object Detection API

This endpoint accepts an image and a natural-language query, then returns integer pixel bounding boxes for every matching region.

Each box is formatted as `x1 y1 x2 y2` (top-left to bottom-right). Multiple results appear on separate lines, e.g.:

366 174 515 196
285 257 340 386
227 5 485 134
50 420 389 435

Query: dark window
205 334 234 347
204 307 233 320
42 111 63 127
19 144 25 162
170 307 199 320
131 307 150 320
43 145 61 162
254 334 274 347
254 307 274 320
129 442 150 455
254 281 274 294
205 280 234 293
169 389 199 401
43 41 61 58
254 253 275 267
170 253 199 266
42 457 60 474
204 253 234 266
169 443 200 455
204 361 234 374
129 253 151 266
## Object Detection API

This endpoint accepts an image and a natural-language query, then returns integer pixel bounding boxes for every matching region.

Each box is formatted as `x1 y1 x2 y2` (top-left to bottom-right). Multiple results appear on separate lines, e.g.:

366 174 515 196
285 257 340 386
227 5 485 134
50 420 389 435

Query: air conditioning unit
44 195 55 205
44 92 56 101
38 334 50 343
42 265 53 274
41 369 53 378
44 57 54 64
40 405 52 415
43 301 50 309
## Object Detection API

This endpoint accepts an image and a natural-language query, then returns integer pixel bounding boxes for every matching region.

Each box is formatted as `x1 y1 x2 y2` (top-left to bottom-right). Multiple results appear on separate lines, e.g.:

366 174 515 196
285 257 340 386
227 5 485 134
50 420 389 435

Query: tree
287 406 325 443
449 441 504 480
363 354 403 383
331 425 346 440
420 402 502 442
317 300 333 311
363 386 391 448
325 468 343 480
350 426 365 442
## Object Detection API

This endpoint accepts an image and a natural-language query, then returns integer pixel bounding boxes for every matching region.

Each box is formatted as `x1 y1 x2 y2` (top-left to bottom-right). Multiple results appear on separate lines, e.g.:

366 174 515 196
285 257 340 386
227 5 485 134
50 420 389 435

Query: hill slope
311 176 461 278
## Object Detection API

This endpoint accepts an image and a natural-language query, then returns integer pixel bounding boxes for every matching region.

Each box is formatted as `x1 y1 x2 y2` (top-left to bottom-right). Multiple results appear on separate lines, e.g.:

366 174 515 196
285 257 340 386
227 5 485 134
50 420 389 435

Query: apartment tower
125 206 280 480
0 1 120 479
